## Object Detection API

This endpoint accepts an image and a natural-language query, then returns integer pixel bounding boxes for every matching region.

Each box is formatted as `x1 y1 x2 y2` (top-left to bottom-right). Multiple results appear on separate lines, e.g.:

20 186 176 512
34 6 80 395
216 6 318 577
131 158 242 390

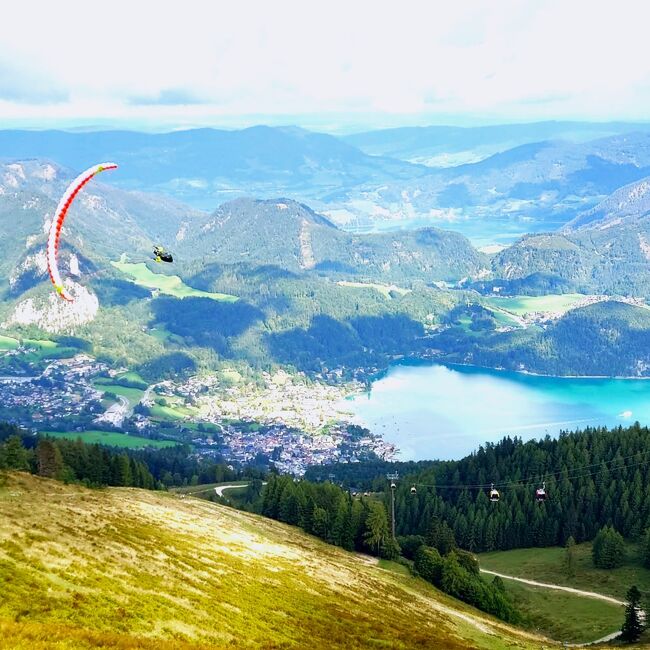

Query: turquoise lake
342 363 650 461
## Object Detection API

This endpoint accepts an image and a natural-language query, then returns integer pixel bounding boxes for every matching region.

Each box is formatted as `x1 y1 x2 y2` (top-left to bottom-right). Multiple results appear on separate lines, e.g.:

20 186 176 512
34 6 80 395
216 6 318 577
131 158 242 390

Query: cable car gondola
535 482 547 503
410 485 417 495
489 483 500 502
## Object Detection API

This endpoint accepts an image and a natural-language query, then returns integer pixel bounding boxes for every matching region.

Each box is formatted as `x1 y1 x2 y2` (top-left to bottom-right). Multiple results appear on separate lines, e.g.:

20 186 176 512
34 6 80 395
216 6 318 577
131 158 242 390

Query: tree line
0 422 262 489
312 424 650 552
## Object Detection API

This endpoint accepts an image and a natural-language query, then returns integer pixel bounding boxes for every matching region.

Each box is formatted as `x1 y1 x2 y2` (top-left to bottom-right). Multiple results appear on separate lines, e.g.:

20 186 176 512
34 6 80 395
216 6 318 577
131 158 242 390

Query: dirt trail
480 569 625 606
480 569 626 647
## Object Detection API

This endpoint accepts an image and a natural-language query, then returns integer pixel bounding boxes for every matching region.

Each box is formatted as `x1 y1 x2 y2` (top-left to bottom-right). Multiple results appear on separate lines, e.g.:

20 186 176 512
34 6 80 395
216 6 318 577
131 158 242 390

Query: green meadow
43 430 178 449
112 261 238 302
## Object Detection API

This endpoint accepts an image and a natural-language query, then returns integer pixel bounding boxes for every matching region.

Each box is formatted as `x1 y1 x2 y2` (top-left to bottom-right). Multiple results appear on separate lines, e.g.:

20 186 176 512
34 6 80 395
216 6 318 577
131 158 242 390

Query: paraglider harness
153 246 174 263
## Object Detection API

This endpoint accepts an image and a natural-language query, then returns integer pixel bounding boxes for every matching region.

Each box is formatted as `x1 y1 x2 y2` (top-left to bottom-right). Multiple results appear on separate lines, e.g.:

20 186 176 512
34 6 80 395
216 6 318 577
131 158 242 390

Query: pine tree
363 501 390 556
0 435 30 471
643 528 650 569
115 453 132 486
36 439 64 479
332 498 354 549
414 545 443 586
621 585 644 642
565 536 576 577
592 526 626 569
279 485 301 526
312 506 329 540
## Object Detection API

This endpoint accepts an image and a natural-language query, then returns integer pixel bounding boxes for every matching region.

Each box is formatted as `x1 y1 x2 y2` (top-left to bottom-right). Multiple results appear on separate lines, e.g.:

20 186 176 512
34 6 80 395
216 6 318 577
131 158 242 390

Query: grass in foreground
0 472 547 650
43 430 178 449
112 261 238 302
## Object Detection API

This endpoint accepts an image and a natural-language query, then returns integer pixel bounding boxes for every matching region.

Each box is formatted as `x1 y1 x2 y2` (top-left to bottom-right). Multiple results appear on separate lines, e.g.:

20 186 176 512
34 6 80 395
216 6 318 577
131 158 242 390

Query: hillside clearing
111 261 238 302
479 543 650 601
486 293 587 317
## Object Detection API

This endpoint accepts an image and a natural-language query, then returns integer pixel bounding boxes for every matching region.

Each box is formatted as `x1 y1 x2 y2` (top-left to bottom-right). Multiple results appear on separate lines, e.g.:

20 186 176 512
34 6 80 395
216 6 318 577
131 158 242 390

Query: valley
5 4 650 648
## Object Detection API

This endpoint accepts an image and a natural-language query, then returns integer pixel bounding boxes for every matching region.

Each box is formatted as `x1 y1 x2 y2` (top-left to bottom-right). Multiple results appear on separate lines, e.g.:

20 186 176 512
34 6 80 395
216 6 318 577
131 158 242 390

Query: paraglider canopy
47 162 118 301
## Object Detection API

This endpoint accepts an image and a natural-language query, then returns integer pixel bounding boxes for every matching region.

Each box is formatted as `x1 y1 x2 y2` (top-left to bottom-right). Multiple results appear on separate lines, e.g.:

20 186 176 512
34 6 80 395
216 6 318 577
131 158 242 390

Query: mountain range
344 121 650 166
175 197 487 284
337 132 650 241
3 122 650 379
5 124 650 242
489 175 650 297
0 126 424 210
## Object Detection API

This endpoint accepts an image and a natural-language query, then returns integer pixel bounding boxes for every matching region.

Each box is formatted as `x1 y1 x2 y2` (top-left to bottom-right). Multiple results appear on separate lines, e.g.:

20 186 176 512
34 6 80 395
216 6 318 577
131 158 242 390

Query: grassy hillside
0 472 550 650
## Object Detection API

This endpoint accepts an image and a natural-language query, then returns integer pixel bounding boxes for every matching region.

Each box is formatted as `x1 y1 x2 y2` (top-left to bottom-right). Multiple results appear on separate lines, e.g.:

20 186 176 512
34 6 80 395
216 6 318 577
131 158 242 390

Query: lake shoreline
343 361 650 461
376 354 650 382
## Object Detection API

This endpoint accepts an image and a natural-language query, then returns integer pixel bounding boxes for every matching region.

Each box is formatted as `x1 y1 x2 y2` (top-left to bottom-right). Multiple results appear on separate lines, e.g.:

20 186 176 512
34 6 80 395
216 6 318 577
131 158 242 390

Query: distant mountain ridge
344 121 650 165
333 131 650 238
177 197 488 284
0 126 426 210
564 175 650 231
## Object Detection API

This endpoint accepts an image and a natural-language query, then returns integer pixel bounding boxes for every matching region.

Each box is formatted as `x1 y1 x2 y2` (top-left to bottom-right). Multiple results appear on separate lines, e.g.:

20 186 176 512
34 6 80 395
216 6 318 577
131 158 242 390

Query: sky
2 0 650 132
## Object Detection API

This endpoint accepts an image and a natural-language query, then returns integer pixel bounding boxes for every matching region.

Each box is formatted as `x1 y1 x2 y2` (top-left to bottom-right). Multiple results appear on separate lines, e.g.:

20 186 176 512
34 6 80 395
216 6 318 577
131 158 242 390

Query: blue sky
1 0 650 132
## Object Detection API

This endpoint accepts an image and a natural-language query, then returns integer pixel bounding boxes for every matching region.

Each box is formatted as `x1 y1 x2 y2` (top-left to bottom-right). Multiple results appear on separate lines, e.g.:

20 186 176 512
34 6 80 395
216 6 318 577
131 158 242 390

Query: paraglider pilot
153 246 174 263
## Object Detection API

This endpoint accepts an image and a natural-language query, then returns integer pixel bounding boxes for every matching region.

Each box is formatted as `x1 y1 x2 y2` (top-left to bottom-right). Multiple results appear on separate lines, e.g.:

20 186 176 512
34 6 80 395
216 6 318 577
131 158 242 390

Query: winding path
215 482 268 498
480 569 625 647
480 569 625 606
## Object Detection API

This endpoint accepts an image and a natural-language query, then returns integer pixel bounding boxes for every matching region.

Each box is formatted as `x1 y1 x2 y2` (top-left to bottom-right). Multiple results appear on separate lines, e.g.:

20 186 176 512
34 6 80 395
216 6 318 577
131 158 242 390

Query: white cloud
1 0 650 129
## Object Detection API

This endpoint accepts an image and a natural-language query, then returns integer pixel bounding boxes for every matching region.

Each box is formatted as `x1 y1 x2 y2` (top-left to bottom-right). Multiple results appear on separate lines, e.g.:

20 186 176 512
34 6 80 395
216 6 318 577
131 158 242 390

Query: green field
0 334 76 366
483 306 524 327
93 380 145 407
479 542 650 601
377 559 412 576
114 371 148 389
478 542 650 643
149 403 195 420
500 579 623 644
43 430 178 449
0 335 19 351
487 293 586 317
112 261 238 302
337 281 411 300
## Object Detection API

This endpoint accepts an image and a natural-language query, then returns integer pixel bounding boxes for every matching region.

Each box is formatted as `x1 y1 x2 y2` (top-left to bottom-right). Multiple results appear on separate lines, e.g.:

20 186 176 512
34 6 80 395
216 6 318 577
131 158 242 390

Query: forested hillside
307 424 650 552
436 301 650 377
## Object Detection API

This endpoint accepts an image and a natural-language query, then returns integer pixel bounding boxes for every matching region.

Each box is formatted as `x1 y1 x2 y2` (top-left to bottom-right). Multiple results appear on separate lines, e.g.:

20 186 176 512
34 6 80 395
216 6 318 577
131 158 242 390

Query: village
150 368 397 474
0 352 396 474
0 355 107 426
